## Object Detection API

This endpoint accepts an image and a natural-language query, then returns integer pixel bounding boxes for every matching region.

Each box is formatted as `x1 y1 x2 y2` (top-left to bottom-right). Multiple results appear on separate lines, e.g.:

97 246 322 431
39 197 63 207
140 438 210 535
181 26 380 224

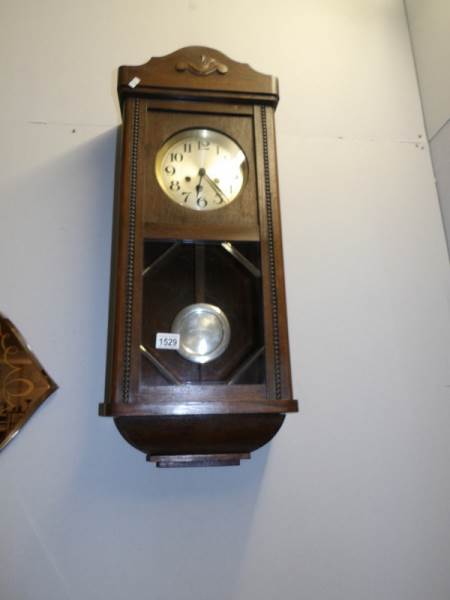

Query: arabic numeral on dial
198 140 210 150
170 180 181 191
183 143 192 153
181 191 191 203
165 165 175 175
197 197 207 209
170 152 183 162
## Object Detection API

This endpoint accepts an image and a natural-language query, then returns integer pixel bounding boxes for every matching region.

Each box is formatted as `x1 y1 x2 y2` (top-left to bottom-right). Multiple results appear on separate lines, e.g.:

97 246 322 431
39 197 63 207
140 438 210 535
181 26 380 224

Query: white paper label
155 332 180 350
128 76 141 88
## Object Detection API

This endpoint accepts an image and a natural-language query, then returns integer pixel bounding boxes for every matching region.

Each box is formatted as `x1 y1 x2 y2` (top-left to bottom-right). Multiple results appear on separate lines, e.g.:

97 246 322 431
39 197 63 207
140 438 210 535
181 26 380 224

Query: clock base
113 413 285 467
147 453 250 468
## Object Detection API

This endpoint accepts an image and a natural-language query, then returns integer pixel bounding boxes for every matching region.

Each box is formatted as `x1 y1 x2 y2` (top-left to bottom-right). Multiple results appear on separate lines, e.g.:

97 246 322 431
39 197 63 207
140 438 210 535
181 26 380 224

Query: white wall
404 0 450 138
405 0 450 251
1 2 450 600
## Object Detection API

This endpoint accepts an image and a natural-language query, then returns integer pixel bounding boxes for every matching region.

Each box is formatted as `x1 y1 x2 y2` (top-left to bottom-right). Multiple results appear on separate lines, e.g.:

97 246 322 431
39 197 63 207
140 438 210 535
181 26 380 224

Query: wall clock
99 47 298 467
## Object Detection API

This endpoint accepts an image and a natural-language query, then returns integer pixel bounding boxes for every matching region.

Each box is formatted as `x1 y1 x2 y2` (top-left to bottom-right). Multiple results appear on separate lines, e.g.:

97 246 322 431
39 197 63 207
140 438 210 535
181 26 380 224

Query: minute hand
203 172 229 203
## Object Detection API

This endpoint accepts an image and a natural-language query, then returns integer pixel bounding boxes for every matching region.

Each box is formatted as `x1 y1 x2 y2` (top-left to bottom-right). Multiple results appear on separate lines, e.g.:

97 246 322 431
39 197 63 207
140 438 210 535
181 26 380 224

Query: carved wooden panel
0 314 57 451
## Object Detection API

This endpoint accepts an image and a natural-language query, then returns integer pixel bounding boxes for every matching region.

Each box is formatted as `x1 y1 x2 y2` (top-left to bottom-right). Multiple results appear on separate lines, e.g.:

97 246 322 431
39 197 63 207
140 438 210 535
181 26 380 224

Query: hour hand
196 168 205 197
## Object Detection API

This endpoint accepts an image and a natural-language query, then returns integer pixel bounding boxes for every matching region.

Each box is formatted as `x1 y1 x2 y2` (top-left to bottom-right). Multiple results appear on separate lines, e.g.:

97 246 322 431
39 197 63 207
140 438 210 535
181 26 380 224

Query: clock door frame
104 95 294 414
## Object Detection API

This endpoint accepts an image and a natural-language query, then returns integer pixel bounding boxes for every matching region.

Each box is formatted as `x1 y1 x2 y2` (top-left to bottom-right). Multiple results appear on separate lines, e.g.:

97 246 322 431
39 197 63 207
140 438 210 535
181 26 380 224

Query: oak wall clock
99 47 298 467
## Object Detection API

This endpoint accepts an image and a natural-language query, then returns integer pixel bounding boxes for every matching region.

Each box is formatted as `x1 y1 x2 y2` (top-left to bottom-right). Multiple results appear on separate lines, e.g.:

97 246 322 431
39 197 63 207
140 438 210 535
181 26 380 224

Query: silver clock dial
155 128 247 211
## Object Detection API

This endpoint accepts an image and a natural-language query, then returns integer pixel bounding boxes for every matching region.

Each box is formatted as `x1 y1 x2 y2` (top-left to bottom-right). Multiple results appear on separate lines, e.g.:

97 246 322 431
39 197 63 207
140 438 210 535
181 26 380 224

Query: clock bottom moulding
108 412 288 468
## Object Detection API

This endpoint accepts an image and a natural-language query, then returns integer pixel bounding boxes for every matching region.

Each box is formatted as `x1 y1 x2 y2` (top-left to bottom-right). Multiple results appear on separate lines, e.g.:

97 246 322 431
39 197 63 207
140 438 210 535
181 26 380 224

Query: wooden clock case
99 47 298 467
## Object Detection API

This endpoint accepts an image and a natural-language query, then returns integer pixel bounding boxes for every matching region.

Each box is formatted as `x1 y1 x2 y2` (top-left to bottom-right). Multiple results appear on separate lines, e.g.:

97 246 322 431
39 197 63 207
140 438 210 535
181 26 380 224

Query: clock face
155 128 247 211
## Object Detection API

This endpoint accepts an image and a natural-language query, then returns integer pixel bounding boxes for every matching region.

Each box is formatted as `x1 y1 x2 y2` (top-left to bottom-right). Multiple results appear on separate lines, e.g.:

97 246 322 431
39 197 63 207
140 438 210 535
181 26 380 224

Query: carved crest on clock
175 54 229 76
